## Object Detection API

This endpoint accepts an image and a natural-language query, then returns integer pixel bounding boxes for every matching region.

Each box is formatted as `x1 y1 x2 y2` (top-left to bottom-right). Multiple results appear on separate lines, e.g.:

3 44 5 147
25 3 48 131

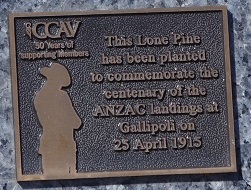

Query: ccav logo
25 20 81 39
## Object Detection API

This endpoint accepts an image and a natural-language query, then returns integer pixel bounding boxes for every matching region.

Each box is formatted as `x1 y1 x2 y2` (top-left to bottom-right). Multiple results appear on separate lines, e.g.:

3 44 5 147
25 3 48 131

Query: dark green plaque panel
9 6 236 181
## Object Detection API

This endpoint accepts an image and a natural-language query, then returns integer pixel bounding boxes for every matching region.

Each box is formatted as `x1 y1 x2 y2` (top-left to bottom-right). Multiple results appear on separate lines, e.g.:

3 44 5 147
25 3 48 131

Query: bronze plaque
9 6 236 181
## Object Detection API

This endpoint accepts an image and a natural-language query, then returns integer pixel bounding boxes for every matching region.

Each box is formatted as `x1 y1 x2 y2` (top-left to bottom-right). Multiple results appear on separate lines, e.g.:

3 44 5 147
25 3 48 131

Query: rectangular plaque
9 6 236 181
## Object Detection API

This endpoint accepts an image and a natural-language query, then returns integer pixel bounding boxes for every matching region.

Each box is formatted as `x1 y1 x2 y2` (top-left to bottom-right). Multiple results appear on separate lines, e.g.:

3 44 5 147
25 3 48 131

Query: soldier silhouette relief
34 63 81 178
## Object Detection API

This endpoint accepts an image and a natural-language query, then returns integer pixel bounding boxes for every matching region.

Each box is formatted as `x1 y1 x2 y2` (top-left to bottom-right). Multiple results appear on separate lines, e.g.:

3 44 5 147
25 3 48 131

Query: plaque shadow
18 10 242 188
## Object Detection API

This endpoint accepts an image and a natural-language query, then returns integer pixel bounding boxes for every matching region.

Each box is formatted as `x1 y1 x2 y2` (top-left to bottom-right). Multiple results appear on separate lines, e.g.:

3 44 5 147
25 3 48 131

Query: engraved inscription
91 31 224 155
25 21 81 39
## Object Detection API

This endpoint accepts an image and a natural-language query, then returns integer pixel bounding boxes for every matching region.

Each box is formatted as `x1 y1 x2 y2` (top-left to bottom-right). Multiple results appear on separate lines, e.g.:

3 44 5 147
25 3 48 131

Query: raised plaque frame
9 6 236 181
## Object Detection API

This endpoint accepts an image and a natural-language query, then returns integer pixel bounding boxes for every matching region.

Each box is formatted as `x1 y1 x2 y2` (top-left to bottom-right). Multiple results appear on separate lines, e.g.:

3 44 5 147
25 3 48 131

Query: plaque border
9 6 236 181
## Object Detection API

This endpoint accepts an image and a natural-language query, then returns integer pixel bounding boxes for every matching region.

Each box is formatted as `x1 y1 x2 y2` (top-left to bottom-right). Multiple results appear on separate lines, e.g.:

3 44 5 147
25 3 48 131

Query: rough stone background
0 0 250 189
